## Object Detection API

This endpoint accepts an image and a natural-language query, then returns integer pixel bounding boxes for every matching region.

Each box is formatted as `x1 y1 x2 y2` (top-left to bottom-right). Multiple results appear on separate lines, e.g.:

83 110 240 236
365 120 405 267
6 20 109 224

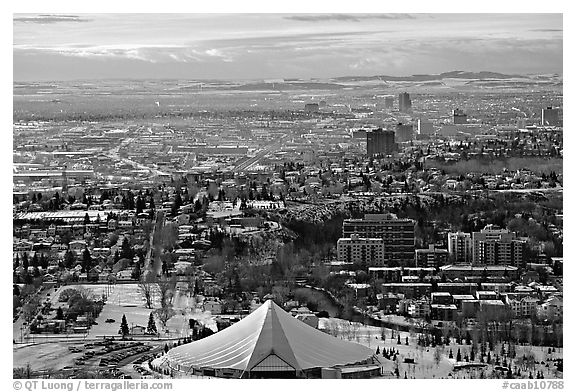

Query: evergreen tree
135 195 143 214
397 334 401 344
131 262 141 280
147 312 158 335
119 314 130 337
172 192 183 215
81 247 92 272
40 254 49 269
64 250 75 269
22 252 29 270
456 348 462 362
120 237 133 260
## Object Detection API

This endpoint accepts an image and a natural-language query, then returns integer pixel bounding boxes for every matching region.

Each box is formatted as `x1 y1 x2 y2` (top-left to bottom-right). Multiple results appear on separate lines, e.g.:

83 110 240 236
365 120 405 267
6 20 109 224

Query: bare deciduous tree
138 273 156 309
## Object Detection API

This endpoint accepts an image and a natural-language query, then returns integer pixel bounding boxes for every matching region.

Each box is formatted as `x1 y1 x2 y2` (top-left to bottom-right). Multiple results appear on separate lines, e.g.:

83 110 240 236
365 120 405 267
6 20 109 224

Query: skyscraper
367 128 396 156
541 106 560 126
398 92 412 113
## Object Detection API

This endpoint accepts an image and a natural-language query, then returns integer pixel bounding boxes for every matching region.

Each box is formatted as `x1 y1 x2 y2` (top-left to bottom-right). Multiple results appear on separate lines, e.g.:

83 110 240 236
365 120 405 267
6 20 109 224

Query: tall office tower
472 224 525 265
384 96 394 109
395 122 414 143
541 106 560 126
447 232 473 263
417 118 435 136
366 128 396 156
453 108 468 124
398 92 412 113
342 214 415 266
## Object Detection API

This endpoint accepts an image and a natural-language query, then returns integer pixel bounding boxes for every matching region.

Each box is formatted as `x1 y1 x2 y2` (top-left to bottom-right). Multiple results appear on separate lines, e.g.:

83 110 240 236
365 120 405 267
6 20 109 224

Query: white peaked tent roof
166 299 374 372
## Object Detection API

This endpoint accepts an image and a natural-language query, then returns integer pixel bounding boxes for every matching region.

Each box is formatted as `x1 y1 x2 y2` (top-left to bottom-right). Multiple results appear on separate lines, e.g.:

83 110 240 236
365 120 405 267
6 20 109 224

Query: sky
13 13 563 81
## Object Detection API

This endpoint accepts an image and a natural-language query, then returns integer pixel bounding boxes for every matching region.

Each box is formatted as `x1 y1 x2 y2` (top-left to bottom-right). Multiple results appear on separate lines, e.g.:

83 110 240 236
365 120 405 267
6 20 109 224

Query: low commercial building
407 300 431 318
507 296 539 318
439 264 519 281
452 295 476 311
431 304 457 321
536 296 562 320
431 292 453 305
381 283 432 299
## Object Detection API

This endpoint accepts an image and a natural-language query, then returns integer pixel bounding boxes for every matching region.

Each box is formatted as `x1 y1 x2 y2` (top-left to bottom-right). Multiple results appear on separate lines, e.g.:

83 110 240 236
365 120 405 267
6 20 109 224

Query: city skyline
13 13 562 81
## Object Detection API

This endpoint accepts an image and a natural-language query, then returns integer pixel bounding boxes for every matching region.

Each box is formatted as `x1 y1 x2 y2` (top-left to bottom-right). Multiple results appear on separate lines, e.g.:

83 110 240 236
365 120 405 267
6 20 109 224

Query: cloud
284 13 415 23
13 44 231 64
13 14 92 24
530 29 562 32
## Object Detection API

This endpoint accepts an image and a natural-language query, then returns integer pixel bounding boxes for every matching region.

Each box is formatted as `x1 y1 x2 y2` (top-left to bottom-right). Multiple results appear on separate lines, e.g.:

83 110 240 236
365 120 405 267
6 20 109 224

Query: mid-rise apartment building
343 214 415 266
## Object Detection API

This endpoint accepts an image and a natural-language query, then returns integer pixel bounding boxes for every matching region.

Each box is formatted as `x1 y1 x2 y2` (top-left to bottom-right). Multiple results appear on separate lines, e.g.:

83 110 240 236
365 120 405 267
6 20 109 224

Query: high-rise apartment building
395 123 414 143
342 214 415 266
366 128 396 156
472 225 526 265
337 234 385 266
476 239 526 267
447 232 472 263
417 118 435 136
398 92 412 113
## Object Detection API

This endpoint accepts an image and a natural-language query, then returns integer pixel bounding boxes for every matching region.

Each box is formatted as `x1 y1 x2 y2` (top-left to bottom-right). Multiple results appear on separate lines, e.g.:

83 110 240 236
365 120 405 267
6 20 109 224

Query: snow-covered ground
318 318 562 379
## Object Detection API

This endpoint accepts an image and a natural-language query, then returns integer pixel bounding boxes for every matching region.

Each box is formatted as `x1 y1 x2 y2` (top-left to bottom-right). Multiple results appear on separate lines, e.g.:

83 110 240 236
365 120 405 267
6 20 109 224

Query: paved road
233 135 287 172
13 285 58 343
151 211 165 275
105 137 169 177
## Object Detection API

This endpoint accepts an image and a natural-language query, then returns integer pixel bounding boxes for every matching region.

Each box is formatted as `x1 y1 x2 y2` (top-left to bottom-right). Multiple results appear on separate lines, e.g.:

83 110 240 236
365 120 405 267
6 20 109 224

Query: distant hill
230 81 347 91
334 70 530 82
